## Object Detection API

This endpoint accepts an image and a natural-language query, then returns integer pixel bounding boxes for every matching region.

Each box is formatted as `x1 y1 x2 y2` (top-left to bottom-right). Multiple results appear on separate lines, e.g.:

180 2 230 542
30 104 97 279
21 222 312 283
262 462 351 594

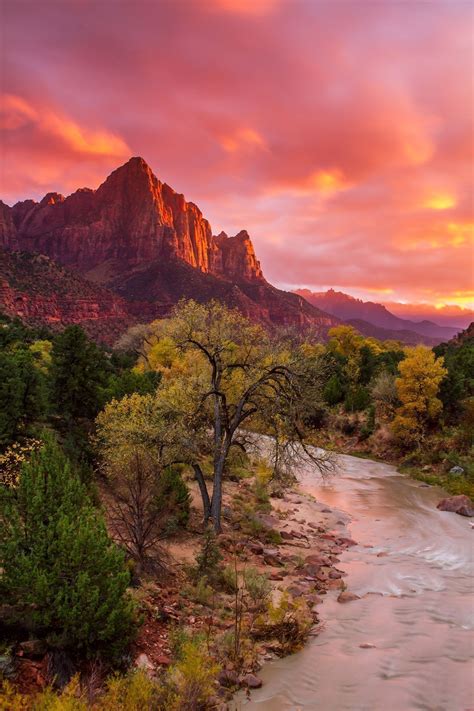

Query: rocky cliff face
0 249 135 344
4 157 264 283
1 157 337 338
0 200 18 249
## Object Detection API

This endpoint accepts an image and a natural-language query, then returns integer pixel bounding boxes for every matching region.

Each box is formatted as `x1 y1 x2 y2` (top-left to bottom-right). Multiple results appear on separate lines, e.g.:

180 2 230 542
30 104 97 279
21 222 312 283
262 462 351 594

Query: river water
236 452 474 711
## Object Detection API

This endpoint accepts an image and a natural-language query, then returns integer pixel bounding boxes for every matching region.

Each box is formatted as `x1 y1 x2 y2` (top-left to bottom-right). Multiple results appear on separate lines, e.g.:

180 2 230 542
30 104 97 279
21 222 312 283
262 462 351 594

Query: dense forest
1 303 472 708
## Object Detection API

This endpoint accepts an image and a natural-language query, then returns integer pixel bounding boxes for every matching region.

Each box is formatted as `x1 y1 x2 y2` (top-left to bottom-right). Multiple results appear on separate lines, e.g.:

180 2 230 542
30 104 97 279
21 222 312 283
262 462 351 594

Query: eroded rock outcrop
1 157 338 337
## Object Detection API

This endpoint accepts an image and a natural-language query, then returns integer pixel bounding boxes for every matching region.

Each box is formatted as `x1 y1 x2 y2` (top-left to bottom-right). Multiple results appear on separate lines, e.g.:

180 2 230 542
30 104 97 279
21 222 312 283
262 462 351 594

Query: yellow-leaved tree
120 299 332 532
391 345 447 447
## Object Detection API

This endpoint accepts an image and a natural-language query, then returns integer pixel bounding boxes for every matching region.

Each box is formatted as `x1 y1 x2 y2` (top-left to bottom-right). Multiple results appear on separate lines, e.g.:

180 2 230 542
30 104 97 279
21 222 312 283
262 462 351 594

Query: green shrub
183 576 214 606
0 437 136 658
243 568 271 610
252 592 312 654
192 529 223 586
156 466 191 530
344 386 370 413
164 640 220 711
1 671 159 710
359 405 376 440
340 418 358 436
100 669 160 710
323 375 344 405
221 565 238 594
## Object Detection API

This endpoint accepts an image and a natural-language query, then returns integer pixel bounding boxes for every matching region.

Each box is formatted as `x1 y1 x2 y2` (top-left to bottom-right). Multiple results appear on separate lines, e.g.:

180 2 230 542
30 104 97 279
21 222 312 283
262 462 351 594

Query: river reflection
233 453 474 711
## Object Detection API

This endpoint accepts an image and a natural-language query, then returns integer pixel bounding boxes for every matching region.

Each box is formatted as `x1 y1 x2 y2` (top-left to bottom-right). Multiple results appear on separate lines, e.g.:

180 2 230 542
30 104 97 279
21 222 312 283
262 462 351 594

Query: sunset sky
1 0 473 311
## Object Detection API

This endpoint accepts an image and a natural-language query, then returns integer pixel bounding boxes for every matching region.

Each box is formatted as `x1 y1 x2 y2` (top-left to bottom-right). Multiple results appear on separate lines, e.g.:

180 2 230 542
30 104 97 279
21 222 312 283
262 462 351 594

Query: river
234 452 474 711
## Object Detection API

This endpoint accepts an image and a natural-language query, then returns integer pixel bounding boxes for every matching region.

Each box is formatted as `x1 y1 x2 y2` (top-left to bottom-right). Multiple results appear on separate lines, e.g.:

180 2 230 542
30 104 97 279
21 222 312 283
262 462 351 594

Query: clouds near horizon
1 0 472 307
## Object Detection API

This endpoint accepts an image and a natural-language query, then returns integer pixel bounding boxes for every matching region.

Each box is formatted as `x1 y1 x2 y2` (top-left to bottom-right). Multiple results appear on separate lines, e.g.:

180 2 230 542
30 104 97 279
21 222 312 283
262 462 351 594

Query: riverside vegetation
0 303 472 708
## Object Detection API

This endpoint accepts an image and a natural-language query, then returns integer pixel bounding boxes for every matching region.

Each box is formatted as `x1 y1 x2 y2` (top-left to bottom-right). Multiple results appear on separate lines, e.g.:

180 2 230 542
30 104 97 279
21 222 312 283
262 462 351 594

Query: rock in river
337 591 360 603
241 673 263 689
437 495 474 517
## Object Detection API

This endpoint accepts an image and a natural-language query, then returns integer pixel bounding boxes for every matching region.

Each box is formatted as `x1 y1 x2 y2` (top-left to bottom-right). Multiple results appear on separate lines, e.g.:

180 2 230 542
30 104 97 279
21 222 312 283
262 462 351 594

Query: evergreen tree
323 374 344 405
51 326 109 421
344 386 370 412
0 351 23 446
0 349 48 446
0 437 136 657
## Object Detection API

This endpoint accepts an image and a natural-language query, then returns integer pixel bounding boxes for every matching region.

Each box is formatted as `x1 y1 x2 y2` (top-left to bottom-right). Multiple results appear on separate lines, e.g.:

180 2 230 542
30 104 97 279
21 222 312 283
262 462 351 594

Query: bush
183 576 214 606
371 371 398 418
156 466 191 530
323 375 344 405
164 640 220 711
221 565 239 594
243 568 271 610
0 671 159 710
191 529 223 586
0 437 136 658
344 386 370 412
359 405 376 441
100 669 160 710
253 462 272 511
340 418 358 436
252 592 312 654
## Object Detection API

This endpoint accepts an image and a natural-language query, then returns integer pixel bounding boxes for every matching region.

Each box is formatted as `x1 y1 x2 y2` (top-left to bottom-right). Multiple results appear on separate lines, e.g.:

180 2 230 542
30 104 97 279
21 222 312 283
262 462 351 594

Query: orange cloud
422 192 457 210
308 169 348 194
210 0 280 15
446 221 474 247
1 94 129 158
265 168 350 198
219 127 267 153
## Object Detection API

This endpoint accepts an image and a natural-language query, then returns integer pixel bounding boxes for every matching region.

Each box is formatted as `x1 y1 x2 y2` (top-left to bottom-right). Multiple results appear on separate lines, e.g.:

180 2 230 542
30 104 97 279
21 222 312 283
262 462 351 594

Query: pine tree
0 437 136 657
51 326 109 421
323 374 344 405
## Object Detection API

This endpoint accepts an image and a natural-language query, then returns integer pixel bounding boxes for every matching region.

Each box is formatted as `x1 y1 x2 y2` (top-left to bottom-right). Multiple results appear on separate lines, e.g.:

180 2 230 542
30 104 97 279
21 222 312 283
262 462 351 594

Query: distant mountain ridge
295 289 460 342
0 157 337 337
384 302 473 330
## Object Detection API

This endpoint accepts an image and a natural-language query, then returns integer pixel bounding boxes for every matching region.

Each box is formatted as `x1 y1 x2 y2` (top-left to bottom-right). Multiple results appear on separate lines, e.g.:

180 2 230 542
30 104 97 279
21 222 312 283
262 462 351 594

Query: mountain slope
0 157 337 337
295 289 459 341
0 248 135 344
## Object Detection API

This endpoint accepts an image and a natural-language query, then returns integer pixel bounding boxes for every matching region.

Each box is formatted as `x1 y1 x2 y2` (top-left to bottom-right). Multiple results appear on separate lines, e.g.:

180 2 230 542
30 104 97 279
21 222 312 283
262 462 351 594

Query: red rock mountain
0 157 336 337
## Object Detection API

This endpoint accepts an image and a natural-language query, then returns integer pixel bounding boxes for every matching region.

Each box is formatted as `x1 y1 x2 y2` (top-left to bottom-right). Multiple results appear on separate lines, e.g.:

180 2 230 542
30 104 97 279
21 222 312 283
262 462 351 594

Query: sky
1 0 473 311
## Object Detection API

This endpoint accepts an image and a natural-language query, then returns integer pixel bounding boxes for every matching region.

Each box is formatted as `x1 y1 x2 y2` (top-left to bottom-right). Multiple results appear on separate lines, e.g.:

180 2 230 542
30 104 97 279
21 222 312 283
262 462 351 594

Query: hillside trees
325 325 401 413
434 334 474 420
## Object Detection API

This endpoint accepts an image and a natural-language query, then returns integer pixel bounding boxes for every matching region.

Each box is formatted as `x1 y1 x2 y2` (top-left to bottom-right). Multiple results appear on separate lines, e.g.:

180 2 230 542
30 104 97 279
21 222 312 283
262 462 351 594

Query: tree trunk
192 463 211 522
210 452 227 533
